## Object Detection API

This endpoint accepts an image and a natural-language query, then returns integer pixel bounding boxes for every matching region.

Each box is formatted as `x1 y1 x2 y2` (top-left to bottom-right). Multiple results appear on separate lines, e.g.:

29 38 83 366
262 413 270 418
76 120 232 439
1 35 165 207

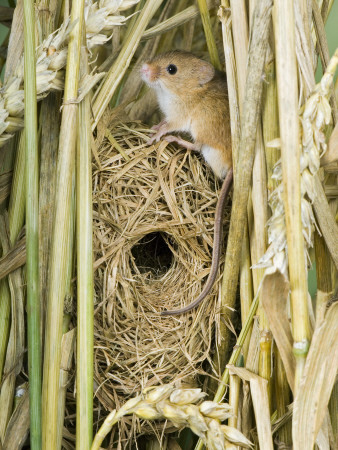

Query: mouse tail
161 168 233 316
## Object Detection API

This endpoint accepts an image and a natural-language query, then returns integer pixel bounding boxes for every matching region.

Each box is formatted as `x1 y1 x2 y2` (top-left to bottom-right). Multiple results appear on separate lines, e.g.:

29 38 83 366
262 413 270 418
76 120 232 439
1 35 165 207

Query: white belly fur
201 145 229 179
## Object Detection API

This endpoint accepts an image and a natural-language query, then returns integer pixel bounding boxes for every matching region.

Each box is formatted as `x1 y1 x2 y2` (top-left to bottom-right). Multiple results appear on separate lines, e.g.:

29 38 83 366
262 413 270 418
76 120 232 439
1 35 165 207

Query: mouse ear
198 61 215 85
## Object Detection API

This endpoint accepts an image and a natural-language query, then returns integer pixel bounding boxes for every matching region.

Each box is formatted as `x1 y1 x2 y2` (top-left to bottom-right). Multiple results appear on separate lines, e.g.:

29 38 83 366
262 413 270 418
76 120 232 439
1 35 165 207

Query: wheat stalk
90 385 253 450
256 48 338 278
0 0 139 147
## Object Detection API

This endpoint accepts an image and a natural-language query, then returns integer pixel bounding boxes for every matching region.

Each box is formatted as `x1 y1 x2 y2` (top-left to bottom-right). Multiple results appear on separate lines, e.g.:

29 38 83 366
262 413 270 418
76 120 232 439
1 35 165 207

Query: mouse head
140 51 215 95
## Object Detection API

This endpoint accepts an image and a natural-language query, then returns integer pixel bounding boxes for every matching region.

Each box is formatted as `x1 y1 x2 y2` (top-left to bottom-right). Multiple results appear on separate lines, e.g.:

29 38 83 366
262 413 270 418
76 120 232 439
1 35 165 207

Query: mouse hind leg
201 145 230 179
164 135 201 151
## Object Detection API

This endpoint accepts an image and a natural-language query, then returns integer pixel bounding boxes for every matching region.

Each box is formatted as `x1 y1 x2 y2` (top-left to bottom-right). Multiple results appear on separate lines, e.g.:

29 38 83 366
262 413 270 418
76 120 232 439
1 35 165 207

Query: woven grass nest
92 120 231 440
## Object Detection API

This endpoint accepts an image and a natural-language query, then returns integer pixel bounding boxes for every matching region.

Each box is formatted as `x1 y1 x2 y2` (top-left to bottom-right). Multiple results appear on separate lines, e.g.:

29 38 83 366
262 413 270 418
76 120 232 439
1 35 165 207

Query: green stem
76 48 94 449
23 0 42 446
197 0 222 70
41 0 85 446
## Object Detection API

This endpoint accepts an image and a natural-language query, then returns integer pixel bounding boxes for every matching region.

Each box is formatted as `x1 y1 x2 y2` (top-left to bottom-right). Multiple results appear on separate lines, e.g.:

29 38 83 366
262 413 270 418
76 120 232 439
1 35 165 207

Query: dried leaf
260 270 295 392
227 366 273 450
2 386 29 450
293 302 338 450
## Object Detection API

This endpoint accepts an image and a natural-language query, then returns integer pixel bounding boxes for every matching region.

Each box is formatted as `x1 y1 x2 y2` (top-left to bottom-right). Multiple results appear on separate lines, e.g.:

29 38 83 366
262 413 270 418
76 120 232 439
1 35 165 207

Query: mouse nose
140 63 151 80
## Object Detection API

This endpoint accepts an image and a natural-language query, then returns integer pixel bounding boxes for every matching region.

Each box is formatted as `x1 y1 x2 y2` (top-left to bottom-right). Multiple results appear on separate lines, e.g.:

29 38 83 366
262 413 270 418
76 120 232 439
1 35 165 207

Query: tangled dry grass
91 120 231 442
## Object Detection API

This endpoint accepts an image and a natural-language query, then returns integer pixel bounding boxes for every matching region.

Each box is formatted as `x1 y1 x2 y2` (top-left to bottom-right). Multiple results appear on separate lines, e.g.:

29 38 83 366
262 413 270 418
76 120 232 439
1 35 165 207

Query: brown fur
143 51 232 172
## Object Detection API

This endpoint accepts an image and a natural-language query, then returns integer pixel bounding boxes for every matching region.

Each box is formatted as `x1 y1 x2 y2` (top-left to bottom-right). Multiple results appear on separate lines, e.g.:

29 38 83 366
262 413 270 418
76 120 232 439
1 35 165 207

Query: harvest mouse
140 50 233 315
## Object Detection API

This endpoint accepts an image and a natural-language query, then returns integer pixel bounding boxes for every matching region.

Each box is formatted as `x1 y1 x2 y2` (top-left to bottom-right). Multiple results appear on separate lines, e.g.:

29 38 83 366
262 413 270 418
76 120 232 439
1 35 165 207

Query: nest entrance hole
131 232 174 277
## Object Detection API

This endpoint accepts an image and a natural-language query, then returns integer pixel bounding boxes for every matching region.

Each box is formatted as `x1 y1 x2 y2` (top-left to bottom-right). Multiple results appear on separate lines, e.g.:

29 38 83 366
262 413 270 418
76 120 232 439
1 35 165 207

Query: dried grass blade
260 271 295 392
0 172 12 205
293 302 338 450
0 134 25 389
0 236 25 281
0 216 25 442
8 133 26 245
227 366 273 450
0 280 10 385
142 5 200 41
3 385 29 450
4 0 23 82
57 329 75 450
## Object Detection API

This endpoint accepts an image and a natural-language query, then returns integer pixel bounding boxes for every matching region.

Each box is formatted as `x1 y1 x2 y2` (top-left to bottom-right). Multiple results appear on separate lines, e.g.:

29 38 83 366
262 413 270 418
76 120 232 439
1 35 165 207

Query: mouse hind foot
164 135 201 151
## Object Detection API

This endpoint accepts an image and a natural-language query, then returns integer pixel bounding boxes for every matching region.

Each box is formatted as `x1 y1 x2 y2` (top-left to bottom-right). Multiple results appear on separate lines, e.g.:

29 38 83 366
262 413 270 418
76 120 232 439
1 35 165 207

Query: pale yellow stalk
273 0 310 390
41 0 85 446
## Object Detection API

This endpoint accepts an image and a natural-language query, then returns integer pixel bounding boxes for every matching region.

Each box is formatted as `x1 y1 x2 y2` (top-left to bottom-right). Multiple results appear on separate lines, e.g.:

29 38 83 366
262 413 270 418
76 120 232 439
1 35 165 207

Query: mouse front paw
147 131 164 145
147 122 170 145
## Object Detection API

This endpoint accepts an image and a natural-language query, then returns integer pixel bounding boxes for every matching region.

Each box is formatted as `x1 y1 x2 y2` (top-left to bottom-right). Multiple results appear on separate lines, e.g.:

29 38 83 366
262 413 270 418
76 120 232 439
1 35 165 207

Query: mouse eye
166 64 177 75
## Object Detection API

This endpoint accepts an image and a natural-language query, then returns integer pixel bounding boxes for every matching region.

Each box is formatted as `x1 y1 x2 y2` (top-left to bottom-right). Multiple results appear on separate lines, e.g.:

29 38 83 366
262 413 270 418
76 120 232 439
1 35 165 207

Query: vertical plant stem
37 0 62 343
41 0 84 446
215 1 253 392
228 373 240 428
23 0 41 446
223 2 253 361
274 0 310 391
220 0 240 169
246 3 271 404
56 176 76 450
230 0 249 114
197 0 221 70
275 348 292 445
215 0 251 376
76 45 94 450
262 55 292 424
262 60 280 189
239 231 254 360
38 94 61 336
